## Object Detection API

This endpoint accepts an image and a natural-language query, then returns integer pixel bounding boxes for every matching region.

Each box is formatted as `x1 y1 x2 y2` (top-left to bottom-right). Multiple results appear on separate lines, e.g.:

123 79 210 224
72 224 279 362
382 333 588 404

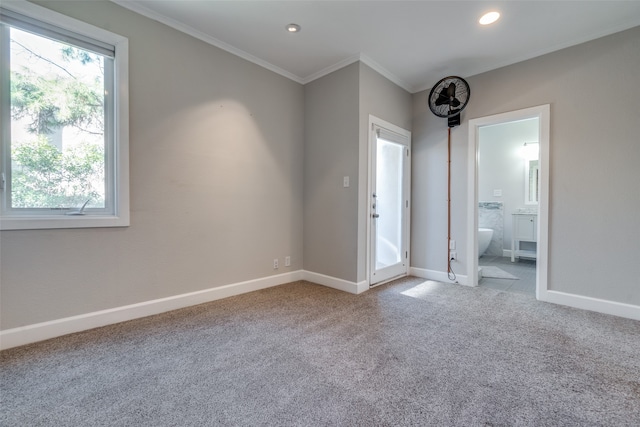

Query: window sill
0 214 129 230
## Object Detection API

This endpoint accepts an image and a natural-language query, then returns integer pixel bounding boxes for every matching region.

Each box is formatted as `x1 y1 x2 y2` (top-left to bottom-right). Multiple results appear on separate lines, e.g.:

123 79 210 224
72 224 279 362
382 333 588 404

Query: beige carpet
1 277 639 426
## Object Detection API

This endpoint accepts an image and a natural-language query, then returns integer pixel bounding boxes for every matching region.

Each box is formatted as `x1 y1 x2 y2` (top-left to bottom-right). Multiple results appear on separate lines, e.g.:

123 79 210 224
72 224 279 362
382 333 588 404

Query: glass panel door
370 122 410 286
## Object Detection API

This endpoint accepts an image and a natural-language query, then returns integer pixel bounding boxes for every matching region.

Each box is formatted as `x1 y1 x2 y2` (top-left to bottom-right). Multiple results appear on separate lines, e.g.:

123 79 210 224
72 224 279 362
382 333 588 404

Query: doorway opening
368 116 411 287
477 118 538 296
467 105 550 300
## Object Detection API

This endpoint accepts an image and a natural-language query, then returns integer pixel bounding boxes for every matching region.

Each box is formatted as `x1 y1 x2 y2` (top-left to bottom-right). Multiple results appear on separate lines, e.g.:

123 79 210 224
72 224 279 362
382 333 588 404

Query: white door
369 118 411 286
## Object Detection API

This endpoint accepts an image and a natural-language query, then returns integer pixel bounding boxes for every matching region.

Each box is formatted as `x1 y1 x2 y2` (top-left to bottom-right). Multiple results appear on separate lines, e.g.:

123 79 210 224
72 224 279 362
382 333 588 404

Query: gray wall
0 1 304 329
303 63 360 282
357 63 412 282
3 1 637 331
412 26 640 305
303 62 412 283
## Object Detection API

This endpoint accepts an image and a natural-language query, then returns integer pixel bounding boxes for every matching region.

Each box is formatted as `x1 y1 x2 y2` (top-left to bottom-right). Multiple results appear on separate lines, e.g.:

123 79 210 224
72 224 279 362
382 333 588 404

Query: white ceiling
113 1 640 93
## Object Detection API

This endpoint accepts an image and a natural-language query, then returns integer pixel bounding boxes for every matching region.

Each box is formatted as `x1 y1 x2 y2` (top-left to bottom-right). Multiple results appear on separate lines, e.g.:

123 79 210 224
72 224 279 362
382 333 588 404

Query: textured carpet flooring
1 277 639 426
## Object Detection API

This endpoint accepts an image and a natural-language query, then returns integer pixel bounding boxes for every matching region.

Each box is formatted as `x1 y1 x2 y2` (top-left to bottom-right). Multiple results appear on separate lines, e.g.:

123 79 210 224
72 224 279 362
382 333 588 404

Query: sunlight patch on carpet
401 280 443 299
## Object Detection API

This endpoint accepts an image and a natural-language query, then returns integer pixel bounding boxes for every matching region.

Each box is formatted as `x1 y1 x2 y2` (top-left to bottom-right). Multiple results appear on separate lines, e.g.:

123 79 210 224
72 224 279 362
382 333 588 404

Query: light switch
343 176 350 187
493 189 502 197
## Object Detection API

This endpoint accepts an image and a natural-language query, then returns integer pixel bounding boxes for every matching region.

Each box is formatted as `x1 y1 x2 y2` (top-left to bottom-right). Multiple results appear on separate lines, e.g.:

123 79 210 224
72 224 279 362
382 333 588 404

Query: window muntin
0 1 129 230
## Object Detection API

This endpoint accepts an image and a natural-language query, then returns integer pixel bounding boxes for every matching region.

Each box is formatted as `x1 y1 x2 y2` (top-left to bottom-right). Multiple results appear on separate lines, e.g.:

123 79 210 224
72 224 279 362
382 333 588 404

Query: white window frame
0 0 129 230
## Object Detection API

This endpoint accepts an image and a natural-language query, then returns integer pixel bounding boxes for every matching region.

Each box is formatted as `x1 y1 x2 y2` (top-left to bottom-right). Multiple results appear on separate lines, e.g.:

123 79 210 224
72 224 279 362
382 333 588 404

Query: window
0 1 128 230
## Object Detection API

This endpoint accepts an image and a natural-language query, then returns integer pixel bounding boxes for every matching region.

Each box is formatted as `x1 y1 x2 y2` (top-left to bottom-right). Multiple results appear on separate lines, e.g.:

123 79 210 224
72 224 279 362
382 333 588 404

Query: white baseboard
302 271 368 294
410 267 470 286
0 270 304 350
6 269 635 351
503 249 512 258
540 290 640 321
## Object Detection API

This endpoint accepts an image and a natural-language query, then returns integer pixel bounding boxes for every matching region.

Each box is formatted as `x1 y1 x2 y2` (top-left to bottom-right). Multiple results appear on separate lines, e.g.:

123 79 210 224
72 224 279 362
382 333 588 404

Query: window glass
7 26 110 211
0 1 128 230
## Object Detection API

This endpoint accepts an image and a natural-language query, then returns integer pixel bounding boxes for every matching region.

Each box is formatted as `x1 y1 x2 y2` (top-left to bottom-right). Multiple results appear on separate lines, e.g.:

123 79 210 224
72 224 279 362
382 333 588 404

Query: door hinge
0 172 5 190
405 251 408 259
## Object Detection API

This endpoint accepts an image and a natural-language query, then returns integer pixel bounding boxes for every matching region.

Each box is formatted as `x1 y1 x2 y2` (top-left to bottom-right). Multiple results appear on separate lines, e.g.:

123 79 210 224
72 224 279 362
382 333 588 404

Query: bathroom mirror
525 159 539 204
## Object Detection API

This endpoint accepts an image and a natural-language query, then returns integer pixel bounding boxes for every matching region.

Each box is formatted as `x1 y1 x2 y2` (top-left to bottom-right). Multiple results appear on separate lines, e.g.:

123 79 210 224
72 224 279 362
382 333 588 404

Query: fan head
428 76 471 122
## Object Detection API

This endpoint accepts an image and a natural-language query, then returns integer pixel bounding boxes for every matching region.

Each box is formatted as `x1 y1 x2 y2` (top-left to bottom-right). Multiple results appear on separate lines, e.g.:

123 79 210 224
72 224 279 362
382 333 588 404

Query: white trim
110 2 416 92
358 54 412 93
302 271 368 295
300 54 413 92
467 105 550 297
0 0 130 230
466 124 480 287
534 106 550 302
301 54 361 85
411 16 640 94
0 270 372 350
4 268 636 350
410 267 469 287
3 0 125 45
541 290 640 322
111 0 303 84
410 267 640 321
367 116 411 286
0 271 304 350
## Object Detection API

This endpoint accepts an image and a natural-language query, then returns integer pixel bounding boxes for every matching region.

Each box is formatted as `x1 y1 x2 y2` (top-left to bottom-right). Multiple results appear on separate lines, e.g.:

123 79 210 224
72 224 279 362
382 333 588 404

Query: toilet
478 228 494 257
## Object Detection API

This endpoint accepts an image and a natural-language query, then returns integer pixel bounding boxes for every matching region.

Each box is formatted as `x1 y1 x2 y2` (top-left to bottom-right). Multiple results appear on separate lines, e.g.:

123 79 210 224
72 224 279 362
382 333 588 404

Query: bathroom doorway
477 118 538 295
467 105 550 300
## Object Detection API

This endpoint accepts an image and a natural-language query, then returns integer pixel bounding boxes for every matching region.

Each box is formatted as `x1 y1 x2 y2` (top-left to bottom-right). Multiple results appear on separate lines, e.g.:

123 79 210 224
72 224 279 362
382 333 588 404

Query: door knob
372 214 380 218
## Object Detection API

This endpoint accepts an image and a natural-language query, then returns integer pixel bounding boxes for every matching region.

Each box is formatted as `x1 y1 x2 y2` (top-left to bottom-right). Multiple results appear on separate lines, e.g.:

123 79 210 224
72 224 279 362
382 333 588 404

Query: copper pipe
447 126 451 273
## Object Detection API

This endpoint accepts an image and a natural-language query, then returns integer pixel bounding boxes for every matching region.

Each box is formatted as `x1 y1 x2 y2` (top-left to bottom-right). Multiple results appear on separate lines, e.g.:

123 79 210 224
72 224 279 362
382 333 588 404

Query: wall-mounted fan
427 76 471 281
428 76 470 127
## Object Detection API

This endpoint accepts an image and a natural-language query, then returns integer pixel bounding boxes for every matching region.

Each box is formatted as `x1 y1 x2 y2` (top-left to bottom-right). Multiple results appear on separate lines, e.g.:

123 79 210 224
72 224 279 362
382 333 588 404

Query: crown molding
110 0 304 84
300 53 413 93
412 17 640 94
359 54 413 93
110 1 415 91
298 54 361 85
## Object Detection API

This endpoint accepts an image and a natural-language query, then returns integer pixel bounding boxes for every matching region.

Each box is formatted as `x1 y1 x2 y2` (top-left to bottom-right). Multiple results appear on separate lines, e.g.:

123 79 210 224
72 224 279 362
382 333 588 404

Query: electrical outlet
449 251 457 261
273 259 279 269
284 256 291 267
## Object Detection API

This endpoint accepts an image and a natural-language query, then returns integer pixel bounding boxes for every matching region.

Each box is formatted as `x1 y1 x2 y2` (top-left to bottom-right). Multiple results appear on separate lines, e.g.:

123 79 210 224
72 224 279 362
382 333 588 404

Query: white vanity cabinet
511 213 537 262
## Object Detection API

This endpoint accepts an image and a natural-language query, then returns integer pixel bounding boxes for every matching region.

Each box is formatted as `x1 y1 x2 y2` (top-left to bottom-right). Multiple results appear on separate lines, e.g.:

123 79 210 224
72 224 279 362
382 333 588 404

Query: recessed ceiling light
479 11 500 25
286 23 301 33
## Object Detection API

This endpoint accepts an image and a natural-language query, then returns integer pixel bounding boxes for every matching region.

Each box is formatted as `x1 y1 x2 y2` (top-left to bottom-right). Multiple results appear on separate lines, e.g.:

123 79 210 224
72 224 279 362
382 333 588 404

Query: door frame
466 105 550 299
367 115 411 287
